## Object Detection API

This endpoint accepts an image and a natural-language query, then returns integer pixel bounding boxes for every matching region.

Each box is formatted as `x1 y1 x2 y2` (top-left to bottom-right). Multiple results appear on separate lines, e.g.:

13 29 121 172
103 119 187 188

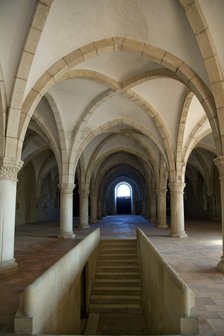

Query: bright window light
117 184 131 197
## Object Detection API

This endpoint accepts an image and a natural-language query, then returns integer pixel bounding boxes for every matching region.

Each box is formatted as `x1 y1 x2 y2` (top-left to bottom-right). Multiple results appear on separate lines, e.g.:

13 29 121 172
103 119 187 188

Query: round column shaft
215 157 224 271
90 194 98 224
79 189 90 228
59 183 75 238
0 159 23 275
169 181 187 238
149 193 157 223
157 188 168 228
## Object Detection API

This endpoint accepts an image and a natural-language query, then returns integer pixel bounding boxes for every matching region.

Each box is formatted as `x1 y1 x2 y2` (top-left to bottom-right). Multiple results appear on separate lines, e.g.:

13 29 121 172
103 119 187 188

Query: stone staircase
85 239 148 335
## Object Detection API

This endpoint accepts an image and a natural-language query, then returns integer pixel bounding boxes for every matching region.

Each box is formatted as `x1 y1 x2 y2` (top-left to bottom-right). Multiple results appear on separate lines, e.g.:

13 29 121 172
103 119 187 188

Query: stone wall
14 229 100 335
137 228 199 335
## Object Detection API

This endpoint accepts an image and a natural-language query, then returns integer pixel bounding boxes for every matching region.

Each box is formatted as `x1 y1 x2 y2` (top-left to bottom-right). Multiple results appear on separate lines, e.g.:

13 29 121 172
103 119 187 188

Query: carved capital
0 158 23 181
214 156 224 179
156 188 167 196
79 183 90 198
79 189 90 199
58 183 75 194
168 181 185 194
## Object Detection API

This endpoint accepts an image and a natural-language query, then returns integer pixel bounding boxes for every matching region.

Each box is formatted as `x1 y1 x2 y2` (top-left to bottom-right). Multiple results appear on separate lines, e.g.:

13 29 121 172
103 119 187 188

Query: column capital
0 158 23 181
214 156 224 178
58 183 75 194
79 183 90 198
79 190 90 199
156 188 167 196
168 181 185 193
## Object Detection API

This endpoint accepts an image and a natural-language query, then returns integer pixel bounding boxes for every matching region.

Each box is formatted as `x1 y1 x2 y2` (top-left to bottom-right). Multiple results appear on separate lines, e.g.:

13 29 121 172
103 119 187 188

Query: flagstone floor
0 215 224 335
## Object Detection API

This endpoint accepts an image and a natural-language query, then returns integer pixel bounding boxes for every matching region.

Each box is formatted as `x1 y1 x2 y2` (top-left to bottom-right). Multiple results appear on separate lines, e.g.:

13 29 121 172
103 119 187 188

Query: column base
0 259 18 277
171 231 188 238
217 256 224 272
59 231 76 239
157 224 168 229
79 224 90 229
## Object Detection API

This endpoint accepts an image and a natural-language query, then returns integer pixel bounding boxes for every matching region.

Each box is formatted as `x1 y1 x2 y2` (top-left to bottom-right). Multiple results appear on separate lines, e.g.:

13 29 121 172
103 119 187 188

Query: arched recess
97 162 147 218
185 164 209 220
16 161 37 225
72 118 167 179
113 179 136 215
86 144 159 190
185 146 218 221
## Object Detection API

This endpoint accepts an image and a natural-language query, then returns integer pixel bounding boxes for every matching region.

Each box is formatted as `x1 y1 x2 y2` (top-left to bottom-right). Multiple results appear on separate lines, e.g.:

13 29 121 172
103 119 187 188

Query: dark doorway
117 196 131 214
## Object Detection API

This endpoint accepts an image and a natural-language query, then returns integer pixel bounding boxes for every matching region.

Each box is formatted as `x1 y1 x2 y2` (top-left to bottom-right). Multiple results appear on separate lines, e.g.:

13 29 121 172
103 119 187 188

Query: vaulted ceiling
1 0 223 188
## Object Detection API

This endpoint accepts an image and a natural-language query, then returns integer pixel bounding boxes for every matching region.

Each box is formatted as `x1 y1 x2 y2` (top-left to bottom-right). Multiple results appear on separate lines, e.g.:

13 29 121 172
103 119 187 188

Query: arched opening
115 182 132 214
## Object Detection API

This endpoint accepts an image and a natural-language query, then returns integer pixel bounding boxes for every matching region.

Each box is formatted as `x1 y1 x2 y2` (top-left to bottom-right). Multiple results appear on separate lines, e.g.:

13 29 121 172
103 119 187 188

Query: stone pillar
58 183 75 238
90 193 98 224
79 187 90 228
156 188 168 228
214 157 224 271
168 182 187 238
0 159 23 275
98 196 103 219
149 192 157 223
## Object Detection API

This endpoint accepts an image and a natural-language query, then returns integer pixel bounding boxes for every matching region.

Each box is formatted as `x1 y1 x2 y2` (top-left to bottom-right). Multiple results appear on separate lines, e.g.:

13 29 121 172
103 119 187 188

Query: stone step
91 294 142 304
100 245 136 250
100 239 136 244
99 253 137 260
97 259 138 266
90 313 148 335
89 303 143 314
92 286 141 295
100 246 136 251
93 278 141 286
96 265 139 273
95 272 140 279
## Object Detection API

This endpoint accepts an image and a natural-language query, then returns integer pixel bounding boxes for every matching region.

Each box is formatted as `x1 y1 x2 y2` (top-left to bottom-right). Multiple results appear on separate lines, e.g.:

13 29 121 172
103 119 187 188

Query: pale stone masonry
0 1 224 335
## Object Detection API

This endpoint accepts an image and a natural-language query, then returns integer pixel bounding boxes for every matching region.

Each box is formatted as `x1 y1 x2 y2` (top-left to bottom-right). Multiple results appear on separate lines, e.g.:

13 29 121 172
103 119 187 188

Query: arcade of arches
1 0 224 286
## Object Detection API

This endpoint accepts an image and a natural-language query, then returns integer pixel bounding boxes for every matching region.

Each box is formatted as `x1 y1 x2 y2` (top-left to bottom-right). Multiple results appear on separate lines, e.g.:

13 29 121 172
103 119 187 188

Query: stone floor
0 215 224 335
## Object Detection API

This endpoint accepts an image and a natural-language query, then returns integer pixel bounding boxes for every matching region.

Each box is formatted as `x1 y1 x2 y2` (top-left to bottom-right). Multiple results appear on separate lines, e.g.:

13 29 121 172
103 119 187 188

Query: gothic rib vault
0 0 224 279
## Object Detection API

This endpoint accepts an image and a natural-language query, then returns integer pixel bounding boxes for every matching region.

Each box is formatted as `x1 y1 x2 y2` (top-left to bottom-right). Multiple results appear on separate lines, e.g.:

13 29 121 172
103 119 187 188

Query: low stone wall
137 228 199 336
14 228 100 335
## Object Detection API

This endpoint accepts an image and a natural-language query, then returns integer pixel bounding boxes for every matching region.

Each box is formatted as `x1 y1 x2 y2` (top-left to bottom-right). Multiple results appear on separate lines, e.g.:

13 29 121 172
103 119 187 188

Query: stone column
90 193 98 224
156 188 168 228
214 157 224 271
79 187 90 228
168 181 187 238
0 159 23 275
98 196 103 220
58 183 75 238
149 192 157 223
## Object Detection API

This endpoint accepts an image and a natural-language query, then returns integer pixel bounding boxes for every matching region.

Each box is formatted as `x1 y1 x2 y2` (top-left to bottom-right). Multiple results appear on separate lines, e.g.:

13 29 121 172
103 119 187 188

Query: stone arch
44 92 67 164
31 114 62 177
176 92 194 173
18 38 220 159
180 0 224 152
22 146 50 169
86 146 159 189
95 159 148 215
71 118 168 177
5 0 53 159
55 70 173 171
183 118 212 168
